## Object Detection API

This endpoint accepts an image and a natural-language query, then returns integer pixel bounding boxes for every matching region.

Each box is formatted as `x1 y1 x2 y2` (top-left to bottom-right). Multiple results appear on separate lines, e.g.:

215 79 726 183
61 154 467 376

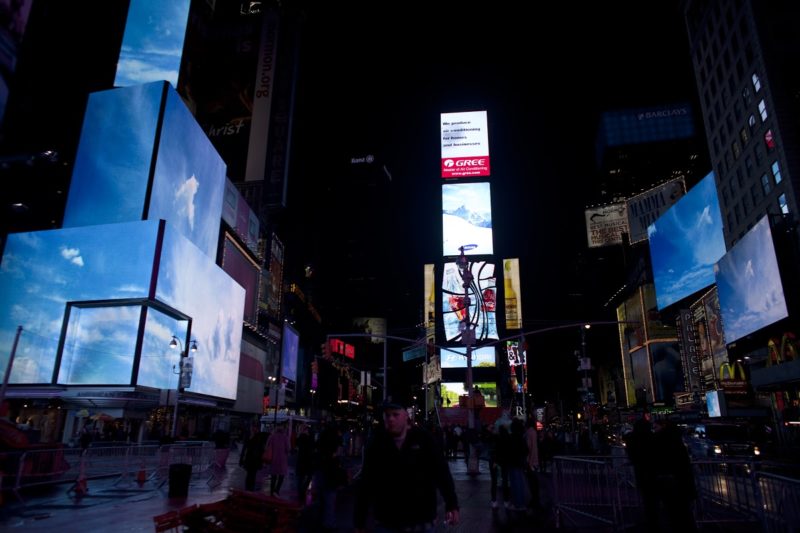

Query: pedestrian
264 422 290 497
295 424 315 504
524 418 541 512
652 418 697 531
354 396 460 532
625 417 658 530
241 430 268 491
507 418 529 511
486 423 510 509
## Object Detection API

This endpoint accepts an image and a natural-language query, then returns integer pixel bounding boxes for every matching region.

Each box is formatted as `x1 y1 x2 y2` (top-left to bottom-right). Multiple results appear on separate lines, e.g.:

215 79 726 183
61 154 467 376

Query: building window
758 99 768 121
752 72 761 92
750 184 759 206
739 127 749 145
727 212 735 229
761 173 771 195
734 202 743 224
764 129 776 151
745 156 753 173
748 114 756 132
742 87 752 105
755 144 764 166
778 193 789 214
732 141 741 159
772 160 782 184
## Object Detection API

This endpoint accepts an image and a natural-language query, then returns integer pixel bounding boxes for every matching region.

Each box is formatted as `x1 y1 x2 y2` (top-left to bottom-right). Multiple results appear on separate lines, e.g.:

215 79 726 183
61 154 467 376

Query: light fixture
190 340 198 352
169 336 179 349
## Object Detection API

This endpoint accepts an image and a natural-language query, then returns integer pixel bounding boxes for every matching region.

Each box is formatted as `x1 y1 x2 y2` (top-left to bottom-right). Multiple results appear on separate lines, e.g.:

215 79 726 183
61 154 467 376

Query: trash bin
168 463 192 498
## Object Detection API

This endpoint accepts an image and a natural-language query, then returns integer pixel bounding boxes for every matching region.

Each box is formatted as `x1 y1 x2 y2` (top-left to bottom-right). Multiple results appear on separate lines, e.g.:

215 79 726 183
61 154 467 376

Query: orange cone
72 455 89 497
136 461 147 485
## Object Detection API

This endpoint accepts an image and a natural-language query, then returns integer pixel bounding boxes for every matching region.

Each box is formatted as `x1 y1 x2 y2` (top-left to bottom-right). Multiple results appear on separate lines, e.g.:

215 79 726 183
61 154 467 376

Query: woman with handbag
264 422 290 497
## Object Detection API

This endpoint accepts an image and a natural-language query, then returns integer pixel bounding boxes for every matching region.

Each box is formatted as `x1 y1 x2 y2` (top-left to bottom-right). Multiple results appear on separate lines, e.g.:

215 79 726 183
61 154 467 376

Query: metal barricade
757 471 800 533
692 460 762 528
13 447 83 501
552 455 642 531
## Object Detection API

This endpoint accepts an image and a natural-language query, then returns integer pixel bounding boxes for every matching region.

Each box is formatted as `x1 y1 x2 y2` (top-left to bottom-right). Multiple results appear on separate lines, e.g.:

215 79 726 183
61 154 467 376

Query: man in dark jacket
354 397 459 532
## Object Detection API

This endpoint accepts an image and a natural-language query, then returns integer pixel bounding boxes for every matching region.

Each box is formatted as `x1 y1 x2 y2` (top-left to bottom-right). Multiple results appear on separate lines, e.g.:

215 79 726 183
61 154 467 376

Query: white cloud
175 174 199 231
60 247 84 267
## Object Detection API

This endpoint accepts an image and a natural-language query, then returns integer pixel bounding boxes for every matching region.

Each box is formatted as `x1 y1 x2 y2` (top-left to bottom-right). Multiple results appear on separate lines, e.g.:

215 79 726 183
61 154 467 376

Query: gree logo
443 159 455 168
456 158 486 166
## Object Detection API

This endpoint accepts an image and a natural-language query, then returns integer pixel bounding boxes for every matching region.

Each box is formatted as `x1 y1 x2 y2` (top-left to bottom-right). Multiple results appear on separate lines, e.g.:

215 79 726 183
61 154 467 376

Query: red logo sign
441 156 491 178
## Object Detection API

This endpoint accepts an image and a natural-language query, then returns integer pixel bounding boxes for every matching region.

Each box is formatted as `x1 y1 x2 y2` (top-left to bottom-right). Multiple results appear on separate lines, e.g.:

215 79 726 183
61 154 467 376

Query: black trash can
168 463 192 498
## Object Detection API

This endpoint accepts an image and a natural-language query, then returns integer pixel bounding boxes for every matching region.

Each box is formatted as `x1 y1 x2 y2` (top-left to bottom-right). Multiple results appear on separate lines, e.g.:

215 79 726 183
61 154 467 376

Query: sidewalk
0 450 583 532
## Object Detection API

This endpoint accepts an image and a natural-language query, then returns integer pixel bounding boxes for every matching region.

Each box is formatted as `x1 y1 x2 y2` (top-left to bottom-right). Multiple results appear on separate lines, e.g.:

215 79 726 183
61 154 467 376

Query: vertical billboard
503 258 522 330
114 0 191 88
442 182 493 256
265 233 284 320
442 261 497 342
222 179 260 255
221 234 260 325
440 111 490 178
648 172 726 309
281 323 299 383
0 0 33 130
424 264 436 329
650 341 684 402
714 215 788 343
585 203 628 248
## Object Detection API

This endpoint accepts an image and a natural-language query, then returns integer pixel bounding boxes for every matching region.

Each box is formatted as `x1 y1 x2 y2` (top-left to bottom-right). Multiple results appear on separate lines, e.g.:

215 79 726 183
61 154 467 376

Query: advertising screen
137 307 187 390
630 347 653 404
442 261 498 342
424 264 436 329
626 178 685 243
64 82 163 227
156 225 245 400
714 216 788 344
503 258 522 330
114 0 191 88
440 111 490 178
650 341 684 402
440 382 497 407
442 182 493 256
281 323 299 383
648 172 726 310
585 203 628 248
222 235 260 325
441 347 496 368
149 88 226 259
0 221 159 384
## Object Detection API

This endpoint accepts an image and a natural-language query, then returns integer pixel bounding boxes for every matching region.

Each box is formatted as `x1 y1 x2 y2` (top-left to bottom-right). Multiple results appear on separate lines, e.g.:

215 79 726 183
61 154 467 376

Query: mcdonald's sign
719 361 748 395
767 332 798 366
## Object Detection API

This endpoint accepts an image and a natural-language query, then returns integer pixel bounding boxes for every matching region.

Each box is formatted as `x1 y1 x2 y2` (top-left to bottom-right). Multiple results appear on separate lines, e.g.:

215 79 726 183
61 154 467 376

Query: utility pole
456 245 479 475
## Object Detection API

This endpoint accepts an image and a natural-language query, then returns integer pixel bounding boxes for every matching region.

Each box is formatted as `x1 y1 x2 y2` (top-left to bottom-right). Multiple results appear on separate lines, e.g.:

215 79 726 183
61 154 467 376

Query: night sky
288 2 699 402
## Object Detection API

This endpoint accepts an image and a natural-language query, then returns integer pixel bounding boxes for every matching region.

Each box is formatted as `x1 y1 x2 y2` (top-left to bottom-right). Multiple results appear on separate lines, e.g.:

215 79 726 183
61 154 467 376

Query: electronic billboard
281 323 299 383
440 111 490 178
442 182 493 257
441 347 496 368
442 261 498 342
714 216 788 344
648 172 726 309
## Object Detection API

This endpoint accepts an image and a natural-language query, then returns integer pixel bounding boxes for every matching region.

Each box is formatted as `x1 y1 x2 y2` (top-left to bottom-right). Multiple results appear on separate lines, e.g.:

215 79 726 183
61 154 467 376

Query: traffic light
321 341 331 360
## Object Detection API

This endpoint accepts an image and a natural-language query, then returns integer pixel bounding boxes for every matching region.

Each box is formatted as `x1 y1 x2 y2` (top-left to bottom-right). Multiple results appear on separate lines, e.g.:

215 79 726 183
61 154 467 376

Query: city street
0 448 572 533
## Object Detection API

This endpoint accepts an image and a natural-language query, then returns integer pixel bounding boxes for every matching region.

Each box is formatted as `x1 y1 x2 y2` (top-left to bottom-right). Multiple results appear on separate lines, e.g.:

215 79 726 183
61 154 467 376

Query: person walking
652 418 697 531
295 424 315 504
507 418 529 511
241 430 268 491
625 417 658 530
524 418 541 512
491 424 512 509
264 422 290 497
355 396 459 532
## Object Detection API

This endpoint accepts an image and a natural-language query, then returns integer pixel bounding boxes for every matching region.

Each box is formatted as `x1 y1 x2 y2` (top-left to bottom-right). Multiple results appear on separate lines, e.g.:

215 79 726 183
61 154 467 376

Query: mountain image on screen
445 205 493 228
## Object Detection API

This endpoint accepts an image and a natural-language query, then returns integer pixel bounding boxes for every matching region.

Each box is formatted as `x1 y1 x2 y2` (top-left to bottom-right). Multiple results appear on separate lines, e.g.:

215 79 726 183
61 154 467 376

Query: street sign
403 346 427 362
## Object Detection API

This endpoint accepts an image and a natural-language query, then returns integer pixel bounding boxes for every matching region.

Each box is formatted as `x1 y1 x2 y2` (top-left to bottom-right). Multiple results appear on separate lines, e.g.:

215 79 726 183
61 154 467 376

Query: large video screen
137 308 187 390
714 216 788 344
442 261 498 342
156 225 245 399
648 172 726 309
441 347 496 368
440 382 497 407
0 221 159 384
281 323 299 383
114 0 191 88
149 88 226 259
650 341 684 402
442 182 493 256
64 82 163 227
221 235 260 325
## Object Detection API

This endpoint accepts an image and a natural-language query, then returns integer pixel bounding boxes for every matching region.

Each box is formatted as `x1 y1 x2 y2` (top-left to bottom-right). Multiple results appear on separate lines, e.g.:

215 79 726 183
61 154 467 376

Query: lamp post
580 324 592 435
169 335 197 438
456 244 480 475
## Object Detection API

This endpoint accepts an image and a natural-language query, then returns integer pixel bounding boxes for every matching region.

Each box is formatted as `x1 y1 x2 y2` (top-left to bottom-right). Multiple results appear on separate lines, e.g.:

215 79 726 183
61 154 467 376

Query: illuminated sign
440 111 490 178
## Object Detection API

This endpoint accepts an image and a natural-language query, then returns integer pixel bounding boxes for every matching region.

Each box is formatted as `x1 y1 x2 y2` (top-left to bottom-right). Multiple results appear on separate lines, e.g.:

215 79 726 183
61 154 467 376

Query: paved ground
0 449 581 532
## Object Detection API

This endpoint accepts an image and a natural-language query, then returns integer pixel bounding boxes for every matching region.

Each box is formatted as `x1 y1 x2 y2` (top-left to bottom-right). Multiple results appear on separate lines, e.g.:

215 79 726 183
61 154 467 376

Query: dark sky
287 3 700 400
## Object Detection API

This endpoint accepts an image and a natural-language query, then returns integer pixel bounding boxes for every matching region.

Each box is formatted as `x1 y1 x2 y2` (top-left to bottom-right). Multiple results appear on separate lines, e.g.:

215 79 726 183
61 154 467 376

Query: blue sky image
114 0 191 88
149 88 226 259
63 82 162 228
0 221 159 383
156 225 245 400
647 172 727 309
281 324 299 383
714 216 788 344
442 182 494 256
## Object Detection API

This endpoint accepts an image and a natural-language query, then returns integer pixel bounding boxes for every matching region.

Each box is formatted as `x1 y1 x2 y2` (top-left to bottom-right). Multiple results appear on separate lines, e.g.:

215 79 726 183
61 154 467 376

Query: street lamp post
456 245 479 475
169 335 197 438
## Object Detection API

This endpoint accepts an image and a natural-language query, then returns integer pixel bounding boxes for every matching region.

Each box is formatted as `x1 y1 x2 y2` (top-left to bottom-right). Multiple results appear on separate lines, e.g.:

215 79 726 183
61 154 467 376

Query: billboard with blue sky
442 182 493 257
648 172 726 310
